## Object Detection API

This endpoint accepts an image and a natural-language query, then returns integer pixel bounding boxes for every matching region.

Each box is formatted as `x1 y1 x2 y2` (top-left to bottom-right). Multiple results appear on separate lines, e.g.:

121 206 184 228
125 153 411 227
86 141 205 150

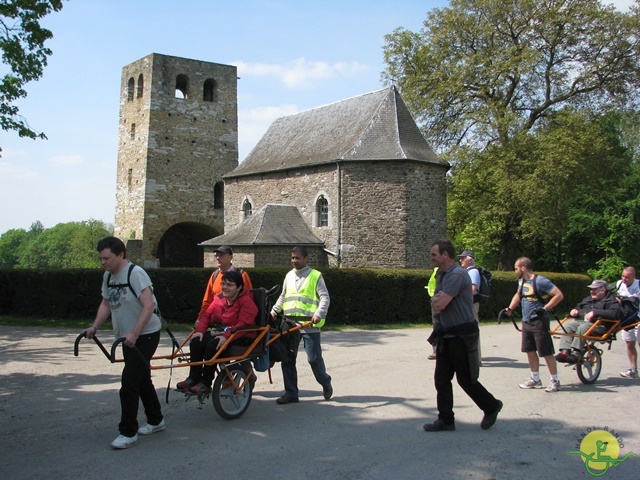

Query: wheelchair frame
498 308 640 384
74 285 311 420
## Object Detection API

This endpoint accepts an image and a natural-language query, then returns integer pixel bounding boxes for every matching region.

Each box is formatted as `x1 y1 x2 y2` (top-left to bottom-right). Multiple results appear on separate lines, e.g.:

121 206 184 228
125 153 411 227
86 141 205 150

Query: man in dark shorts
504 257 564 392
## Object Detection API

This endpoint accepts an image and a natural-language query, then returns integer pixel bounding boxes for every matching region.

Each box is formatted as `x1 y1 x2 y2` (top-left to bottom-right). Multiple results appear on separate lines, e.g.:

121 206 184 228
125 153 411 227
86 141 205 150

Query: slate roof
226 86 445 178
199 204 324 247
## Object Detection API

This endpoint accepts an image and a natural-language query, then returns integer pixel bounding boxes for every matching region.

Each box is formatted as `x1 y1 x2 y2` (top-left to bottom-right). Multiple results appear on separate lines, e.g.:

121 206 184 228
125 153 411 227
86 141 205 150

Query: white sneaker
138 419 166 436
620 368 639 379
111 434 138 449
545 379 560 392
518 378 542 389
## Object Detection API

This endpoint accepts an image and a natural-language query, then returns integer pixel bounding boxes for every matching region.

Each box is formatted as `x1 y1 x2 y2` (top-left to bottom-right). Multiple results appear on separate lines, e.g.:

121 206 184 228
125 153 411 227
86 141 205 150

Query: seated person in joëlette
555 279 621 364
177 270 258 394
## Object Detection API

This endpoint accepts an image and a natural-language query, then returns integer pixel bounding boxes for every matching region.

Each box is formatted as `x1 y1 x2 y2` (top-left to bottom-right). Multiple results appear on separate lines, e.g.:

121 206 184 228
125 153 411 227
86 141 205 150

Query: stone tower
114 53 238 267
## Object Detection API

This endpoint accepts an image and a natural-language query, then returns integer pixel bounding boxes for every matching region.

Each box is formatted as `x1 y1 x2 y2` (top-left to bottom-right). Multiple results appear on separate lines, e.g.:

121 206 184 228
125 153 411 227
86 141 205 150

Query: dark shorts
521 317 555 357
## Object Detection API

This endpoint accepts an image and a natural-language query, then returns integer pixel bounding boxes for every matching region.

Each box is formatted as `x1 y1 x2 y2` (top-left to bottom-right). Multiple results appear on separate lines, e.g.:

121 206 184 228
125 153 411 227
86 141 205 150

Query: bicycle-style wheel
576 346 602 384
212 365 253 420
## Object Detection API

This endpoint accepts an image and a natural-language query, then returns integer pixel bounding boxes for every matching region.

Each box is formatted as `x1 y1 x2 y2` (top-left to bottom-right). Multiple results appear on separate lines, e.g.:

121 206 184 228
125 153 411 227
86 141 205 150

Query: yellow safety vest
282 269 325 328
426 267 439 297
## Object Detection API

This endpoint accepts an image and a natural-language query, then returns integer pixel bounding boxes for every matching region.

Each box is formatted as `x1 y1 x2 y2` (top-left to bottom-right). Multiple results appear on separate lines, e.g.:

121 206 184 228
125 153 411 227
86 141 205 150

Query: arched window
242 199 253 219
203 79 216 102
127 77 135 101
137 74 144 98
175 74 188 99
214 181 224 209
316 195 329 227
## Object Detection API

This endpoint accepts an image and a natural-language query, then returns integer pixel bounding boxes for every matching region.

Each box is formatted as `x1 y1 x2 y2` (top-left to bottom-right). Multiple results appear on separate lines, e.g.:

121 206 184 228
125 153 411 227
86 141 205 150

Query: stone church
114 53 448 269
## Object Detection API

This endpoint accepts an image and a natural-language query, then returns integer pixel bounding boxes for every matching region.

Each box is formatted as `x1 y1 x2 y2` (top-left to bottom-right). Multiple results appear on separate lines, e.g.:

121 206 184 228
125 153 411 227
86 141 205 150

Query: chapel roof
226 86 445 178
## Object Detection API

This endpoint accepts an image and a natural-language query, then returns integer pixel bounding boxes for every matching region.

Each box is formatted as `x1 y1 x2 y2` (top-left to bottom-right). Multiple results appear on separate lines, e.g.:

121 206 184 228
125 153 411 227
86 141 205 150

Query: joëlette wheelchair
74 285 311 420
498 302 640 384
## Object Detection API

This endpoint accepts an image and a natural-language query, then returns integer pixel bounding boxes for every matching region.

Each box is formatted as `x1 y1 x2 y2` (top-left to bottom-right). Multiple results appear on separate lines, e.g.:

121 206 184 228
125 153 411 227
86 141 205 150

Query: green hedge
0 268 591 325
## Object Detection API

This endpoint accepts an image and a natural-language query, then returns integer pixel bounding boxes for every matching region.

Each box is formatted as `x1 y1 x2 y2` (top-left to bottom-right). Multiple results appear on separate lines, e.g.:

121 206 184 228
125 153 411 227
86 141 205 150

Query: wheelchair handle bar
74 332 148 365
497 308 521 332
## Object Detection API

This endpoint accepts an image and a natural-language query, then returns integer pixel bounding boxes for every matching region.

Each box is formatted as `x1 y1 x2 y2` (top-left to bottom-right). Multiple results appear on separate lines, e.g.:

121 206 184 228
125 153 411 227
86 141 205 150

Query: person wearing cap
555 279 621 364
198 245 253 319
504 257 564 392
456 250 482 363
616 266 640 379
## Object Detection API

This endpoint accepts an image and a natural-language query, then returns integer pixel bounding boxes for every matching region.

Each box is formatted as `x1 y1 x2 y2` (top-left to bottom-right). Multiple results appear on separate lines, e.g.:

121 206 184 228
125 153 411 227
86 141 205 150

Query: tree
383 0 640 151
382 0 640 268
0 227 27 267
0 0 64 149
0 219 113 268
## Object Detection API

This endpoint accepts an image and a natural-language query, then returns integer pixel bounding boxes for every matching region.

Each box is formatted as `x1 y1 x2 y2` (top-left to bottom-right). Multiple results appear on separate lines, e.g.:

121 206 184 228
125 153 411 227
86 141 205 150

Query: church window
175 74 188 99
137 74 144 98
127 77 135 101
316 195 329 227
242 199 253 219
203 79 216 102
214 181 224 209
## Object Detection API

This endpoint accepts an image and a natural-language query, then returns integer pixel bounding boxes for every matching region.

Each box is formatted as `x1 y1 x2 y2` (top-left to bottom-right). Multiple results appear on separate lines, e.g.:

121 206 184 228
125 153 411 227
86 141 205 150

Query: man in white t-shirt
83 237 166 449
617 266 640 379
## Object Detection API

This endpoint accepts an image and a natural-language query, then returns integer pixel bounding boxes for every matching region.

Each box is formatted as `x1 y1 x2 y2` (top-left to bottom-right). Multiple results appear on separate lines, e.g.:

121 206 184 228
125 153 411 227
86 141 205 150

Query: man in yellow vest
270 246 332 404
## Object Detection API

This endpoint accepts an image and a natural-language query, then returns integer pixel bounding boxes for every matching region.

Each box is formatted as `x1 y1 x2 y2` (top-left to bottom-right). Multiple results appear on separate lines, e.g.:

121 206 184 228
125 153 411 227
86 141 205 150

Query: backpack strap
107 263 138 298
211 267 243 284
519 274 546 305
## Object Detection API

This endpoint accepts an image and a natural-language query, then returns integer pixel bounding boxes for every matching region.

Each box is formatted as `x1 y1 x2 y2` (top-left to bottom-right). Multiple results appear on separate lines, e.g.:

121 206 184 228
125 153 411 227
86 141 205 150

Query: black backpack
616 281 640 325
472 266 492 303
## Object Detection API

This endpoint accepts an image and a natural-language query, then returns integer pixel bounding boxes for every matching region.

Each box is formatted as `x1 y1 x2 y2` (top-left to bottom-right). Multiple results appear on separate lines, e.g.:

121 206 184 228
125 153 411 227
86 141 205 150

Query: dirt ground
0 324 638 480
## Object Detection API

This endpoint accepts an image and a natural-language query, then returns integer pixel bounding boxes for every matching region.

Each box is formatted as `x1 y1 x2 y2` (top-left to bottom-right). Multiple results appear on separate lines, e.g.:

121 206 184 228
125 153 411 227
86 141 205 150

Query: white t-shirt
102 263 161 338
617 279 640 298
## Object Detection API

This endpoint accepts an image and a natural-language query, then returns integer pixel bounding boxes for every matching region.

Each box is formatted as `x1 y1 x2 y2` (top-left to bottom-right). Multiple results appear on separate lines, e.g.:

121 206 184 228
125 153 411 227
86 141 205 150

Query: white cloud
50 155 84 166
234 58 370 88
0 161 40 180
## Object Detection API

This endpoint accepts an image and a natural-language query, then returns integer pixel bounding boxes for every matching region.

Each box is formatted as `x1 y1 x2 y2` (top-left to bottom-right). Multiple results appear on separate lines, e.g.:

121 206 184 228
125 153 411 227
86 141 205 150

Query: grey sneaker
138 418 166 436
620 368 639 379
545 379 560 392
518 378 542 389
111 434 138 449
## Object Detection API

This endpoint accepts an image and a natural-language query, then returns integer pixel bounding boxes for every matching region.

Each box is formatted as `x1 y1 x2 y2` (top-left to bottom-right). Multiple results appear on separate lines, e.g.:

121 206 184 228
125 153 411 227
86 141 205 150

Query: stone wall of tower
114 53 238 265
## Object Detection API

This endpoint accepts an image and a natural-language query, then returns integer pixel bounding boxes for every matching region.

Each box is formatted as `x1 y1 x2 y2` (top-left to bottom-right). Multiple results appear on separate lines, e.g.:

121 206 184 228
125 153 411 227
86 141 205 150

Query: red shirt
195 289 258 340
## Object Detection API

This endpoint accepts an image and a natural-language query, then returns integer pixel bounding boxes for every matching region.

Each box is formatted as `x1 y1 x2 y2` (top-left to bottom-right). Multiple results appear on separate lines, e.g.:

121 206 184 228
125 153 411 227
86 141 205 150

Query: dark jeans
189 333 252 386
281 331 331 398
120 331 163 437
434 334 499 425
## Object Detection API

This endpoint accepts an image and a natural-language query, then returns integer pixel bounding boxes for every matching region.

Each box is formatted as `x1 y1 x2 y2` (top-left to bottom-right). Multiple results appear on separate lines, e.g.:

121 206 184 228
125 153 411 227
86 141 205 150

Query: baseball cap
587 279 608 289
456 250 474 258
214 245 233 255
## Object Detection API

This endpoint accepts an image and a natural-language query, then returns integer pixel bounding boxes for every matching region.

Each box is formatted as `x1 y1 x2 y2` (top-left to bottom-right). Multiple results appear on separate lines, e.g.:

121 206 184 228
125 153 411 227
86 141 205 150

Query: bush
0 267 591 325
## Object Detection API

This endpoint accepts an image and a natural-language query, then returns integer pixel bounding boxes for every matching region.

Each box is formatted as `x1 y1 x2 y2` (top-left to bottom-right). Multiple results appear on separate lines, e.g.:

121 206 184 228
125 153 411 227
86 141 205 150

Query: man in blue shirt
504 257 564 392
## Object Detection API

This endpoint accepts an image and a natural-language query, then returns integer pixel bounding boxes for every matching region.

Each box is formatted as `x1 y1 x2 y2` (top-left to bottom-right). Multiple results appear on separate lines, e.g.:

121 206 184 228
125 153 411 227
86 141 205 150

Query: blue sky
0 0 634 234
